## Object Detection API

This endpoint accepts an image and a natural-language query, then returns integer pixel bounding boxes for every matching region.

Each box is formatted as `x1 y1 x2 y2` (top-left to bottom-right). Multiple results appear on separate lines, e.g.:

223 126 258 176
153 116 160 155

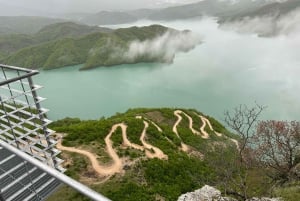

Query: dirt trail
197 114 239 149
57 123 144 176
180 142 190 152
114 123 144 151
57 134 122 175
174 110 201 135
198 115 222 137
56 110 239 176
173 111 191 151
148 119 163 132
140 121 168 160
57 121 167 176
230 139 239 150
172 111 182 139
136 116 163 132
199 116 210 139
174 110 204 151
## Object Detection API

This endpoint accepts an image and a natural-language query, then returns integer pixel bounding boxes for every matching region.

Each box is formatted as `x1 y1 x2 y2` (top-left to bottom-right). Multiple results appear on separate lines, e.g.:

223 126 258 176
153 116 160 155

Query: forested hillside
47 107 300 201
0 22 111 60
2 24 196 70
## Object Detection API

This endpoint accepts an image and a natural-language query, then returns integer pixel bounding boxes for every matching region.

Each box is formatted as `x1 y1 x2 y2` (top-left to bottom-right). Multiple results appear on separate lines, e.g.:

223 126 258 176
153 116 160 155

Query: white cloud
125 30 202 63
220 8 300 36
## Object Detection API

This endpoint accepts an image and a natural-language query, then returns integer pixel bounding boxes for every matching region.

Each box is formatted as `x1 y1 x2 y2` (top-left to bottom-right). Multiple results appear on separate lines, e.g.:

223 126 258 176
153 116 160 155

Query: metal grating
0 64 110 201
0 146 61 201
0 64 63 200
0 65 62 170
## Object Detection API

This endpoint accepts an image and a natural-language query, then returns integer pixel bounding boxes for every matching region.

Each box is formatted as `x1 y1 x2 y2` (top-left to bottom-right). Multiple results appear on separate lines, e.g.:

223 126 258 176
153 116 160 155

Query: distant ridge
2 24 198 70
0 16 64 35
76 0 299 25
0 22 112 60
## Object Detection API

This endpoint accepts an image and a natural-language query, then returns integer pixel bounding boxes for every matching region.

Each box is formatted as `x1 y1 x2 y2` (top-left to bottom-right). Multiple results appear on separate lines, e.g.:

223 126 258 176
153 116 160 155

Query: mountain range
0 16 63 35
0 22 111 60
77 0 300 25
1 22 198 70
0 0 299 69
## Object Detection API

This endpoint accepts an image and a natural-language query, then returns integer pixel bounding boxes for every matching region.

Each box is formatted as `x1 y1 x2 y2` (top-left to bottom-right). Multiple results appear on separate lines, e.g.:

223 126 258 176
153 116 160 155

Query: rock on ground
177 185 282 201
177 185 236 201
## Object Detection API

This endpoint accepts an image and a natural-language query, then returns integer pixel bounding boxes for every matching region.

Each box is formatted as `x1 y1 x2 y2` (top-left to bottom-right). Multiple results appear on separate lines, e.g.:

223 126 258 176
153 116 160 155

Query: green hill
46 107 300 201
2 24 192 70
0 22 112 60
0 16 64 35
34 22 112 42
47 108 239 201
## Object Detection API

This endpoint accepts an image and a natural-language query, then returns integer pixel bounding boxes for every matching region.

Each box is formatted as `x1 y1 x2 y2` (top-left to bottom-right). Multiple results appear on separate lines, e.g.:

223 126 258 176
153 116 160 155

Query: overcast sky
0 0 202 16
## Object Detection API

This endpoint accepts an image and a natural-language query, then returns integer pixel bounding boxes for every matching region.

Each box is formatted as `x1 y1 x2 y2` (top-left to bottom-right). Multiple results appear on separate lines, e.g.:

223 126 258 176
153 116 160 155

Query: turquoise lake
35 18 300 121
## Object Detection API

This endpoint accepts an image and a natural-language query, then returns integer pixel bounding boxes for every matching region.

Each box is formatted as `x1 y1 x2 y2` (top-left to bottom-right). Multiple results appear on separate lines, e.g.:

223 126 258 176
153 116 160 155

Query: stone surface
247 198 282 201
177 185 236 201
177 185 282 201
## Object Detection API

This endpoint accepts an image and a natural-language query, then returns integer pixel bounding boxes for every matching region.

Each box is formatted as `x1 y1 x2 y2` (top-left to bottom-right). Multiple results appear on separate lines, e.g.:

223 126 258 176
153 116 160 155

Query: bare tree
223 103 300 200
254 120 300 182
223 103 265 200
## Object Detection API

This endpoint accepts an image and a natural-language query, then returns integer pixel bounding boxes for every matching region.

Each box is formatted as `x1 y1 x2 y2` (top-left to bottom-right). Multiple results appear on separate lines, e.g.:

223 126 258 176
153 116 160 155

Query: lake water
35 18 300 121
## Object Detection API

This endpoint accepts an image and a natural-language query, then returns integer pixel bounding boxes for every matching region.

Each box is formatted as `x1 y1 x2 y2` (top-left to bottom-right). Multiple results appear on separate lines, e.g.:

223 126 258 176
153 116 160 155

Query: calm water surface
35 19 300 121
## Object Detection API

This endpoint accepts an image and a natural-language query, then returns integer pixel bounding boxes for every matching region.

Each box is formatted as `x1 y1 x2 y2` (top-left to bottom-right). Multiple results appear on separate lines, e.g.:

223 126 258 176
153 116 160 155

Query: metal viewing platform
0 64 110 201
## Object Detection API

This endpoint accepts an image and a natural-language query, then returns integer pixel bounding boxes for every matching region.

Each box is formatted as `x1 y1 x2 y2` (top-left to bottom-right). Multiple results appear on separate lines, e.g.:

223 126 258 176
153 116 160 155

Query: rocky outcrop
177 185 236 201
247 198 282 201
177 185 282 201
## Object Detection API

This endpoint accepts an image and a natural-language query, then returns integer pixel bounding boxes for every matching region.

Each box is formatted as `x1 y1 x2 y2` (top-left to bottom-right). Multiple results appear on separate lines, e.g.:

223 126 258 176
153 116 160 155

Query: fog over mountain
0 1 299 201
0 0 200 16
0 0 299 118
219 0 300 36
125 30 201 63
220 7 300 36
0 0 291 17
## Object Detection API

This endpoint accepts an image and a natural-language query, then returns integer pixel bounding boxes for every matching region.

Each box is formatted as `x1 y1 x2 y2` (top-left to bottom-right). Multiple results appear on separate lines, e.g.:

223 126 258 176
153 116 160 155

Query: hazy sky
0 0 201 15
0 0 288 16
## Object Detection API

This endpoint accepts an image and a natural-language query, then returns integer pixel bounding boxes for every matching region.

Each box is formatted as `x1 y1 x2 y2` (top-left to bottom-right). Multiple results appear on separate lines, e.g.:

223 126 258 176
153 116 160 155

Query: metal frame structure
0 65 60 169
0 64 110 201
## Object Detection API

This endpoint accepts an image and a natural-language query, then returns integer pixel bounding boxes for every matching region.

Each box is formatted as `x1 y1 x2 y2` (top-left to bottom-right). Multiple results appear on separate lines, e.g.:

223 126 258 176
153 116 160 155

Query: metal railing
0 64 110 201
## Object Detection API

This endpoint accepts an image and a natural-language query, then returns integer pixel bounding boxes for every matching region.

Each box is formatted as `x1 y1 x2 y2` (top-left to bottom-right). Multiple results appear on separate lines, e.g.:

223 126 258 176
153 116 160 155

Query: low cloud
219 8 300 37
87 29 201 67
125 30 202 63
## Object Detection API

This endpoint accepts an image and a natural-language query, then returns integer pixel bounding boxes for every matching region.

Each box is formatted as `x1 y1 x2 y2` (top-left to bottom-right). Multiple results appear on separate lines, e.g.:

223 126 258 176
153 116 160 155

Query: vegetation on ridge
1 23 195 70
47 107 300 201
48 108 238 201
0 22 112 60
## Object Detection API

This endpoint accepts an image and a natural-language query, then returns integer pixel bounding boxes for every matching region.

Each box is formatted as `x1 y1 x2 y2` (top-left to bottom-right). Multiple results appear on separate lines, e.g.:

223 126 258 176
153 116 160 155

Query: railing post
0 64 111 201
0 190 4 201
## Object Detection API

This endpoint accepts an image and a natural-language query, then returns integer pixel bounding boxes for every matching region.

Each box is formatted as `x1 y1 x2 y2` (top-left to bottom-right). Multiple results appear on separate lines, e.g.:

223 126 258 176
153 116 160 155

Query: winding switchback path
136 116 163 133
199 116 210 139
140 120 168 159
174 110 201 135
57 133 122 175
195 113 239 149
173 110 239 149
56 109 239 176
173 110 191 151
57 120 168 176
57 123 144 176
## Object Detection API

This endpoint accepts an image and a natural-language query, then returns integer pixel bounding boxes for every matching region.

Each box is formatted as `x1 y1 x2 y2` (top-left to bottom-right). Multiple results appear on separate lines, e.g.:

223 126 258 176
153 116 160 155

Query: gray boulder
177 185 236 201
177 185 282 201
247 198 282 201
